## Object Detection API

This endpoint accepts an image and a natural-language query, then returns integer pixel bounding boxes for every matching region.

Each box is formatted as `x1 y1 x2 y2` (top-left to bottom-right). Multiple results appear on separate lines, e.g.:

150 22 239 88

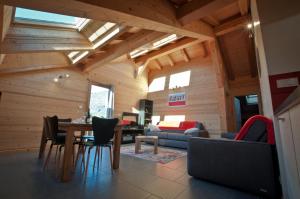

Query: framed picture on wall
168 92 186 106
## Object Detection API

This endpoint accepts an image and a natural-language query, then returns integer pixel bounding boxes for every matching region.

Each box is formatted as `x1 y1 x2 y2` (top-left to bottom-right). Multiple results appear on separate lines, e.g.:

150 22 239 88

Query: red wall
269 71 300 110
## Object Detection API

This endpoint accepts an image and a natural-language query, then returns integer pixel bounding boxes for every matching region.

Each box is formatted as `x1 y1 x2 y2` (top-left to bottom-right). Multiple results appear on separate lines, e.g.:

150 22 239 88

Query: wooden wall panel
148 57 225 137
0 69 88 151
0 57 147 151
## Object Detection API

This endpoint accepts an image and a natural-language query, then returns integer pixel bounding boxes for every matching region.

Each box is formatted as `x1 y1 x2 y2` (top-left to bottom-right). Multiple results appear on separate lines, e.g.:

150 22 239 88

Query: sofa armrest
187 138 280 198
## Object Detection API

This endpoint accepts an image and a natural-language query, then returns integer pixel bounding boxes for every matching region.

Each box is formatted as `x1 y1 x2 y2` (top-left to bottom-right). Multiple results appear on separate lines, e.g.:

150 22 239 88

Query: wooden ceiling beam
153 59 162 70
217 38 235 80
166 55 175 67
180 48 190 62
247 36 257 77
81 30 165 72
177 0 237 25
3 0 214 39
201 41 209 57
134 37 201 64
0 4 13 63
205 16 220 26
1 25 93 53
214 15 250 36
238 0 249 16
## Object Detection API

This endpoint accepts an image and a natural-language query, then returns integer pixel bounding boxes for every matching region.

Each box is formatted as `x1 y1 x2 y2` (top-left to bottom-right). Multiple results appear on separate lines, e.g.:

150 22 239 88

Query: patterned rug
121 144 187 164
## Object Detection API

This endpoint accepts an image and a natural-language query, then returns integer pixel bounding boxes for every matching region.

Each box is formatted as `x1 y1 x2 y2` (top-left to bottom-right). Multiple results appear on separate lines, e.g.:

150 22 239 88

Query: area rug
121 144 187 164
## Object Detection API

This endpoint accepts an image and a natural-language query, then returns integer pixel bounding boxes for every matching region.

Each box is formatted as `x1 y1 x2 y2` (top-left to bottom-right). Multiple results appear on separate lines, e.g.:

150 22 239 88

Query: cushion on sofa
167 132 191 141
179 121 198 130
146 131 168 139
184 128 200 137
148 124 161 132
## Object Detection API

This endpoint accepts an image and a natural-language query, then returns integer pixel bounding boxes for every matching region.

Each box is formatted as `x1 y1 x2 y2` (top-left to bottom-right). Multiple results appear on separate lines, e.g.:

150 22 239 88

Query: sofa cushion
167 132 191 141
146 131 168 139
148 124 161 132
184 128 200 137
179 121 198 130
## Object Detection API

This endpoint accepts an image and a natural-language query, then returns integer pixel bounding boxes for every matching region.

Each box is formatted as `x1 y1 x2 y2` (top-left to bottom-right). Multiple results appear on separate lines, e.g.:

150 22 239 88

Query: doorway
234 94 259 131
88 84 114 118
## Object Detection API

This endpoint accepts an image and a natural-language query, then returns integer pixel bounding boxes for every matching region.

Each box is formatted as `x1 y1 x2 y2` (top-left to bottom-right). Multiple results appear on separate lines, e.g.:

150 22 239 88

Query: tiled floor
0 147 264 199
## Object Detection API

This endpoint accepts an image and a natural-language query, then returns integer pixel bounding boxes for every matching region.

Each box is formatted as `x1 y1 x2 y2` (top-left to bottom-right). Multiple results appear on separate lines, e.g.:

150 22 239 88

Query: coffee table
135 136 158 154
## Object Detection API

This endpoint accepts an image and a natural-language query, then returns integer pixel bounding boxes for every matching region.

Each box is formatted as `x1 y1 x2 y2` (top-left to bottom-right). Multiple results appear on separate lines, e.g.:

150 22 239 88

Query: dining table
38 122 123 182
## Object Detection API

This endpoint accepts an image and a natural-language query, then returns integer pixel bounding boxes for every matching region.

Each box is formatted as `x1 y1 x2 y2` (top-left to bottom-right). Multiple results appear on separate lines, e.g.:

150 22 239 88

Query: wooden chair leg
100 147 103 163
57 145 64 169
93 146 99 172
108 146 113 174
54 145 59 162
43 143 53 170
84 146 93 177
97 147 101 169
74 144 82 170
81 146 86 171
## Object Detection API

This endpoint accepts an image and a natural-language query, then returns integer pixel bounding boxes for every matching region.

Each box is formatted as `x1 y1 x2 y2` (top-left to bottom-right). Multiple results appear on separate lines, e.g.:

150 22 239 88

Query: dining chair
43 116 68 170
83 117 119 176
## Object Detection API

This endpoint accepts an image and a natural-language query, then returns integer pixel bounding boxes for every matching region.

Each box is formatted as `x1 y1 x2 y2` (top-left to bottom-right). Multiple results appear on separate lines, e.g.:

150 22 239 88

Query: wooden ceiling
0 0 256 80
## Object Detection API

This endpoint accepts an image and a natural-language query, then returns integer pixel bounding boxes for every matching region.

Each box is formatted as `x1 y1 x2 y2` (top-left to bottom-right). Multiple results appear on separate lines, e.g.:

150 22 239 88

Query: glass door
89 84 114 118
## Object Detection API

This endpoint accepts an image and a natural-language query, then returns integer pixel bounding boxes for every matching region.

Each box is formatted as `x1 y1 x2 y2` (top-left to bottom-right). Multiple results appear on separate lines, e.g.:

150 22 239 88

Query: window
88 22 116 42
151 116 160 125
169 70 191 89
164 115 185 122
89 84 113 118
246 95 258 105
148 76 166 92
129 34 181 59
15 8 89 29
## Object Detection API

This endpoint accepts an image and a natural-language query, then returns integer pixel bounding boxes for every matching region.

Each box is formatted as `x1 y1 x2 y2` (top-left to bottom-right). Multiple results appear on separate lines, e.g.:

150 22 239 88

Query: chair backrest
235 115 275 144
46 115 59 140
43 117 52 139
92 117 119 145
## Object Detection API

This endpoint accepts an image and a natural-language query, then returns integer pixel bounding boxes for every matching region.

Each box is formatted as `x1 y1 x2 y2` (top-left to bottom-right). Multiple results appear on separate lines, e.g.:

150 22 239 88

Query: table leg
113 127 122 169
38 127 47 159
154 139 158 154
135 139 140 154
61 127 74 182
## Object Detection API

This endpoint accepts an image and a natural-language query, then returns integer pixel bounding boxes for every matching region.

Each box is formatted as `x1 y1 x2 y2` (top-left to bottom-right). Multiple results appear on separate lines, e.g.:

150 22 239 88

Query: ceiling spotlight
53 78 59 83
65 74 70 78
247 23 253 29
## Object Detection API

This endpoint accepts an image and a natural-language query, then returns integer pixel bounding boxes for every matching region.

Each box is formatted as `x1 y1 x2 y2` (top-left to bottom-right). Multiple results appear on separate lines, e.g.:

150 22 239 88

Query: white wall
257 0 300 75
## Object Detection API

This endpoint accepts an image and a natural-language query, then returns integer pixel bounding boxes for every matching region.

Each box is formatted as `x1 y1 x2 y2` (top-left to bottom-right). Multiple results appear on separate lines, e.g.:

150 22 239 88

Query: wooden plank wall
147 57 225 137
0 58 147 151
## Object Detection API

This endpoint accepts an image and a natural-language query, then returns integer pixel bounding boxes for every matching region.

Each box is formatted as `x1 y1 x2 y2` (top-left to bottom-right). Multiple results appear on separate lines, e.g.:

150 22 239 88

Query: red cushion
120 120 131 126
234 115 275 144
179 121 198 130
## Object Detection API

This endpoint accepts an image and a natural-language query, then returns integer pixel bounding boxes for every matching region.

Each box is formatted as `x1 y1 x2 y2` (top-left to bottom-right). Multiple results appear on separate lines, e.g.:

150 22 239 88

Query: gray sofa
187 117 281 198
145 122 209 149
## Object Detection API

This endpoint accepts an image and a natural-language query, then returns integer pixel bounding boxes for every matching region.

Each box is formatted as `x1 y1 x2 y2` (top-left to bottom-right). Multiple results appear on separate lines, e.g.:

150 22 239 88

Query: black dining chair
83 117 119 176
43 116 69 170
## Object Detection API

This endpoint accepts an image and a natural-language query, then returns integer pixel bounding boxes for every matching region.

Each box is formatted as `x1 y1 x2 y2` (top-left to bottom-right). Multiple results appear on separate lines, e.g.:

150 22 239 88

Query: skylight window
72 51 89 64
148 77 166 92
92 27 120 49
88 22 116 42
14 8 89 29
129 34 181 59
153 34 178 48
169 70 191 89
